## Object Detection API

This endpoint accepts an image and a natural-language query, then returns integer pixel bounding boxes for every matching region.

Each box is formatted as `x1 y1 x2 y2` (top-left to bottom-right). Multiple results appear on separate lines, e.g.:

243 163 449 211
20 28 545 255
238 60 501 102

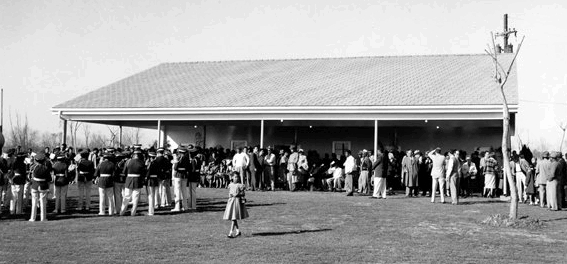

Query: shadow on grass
540 216 567 222
251 228 333 237
459 200 509 205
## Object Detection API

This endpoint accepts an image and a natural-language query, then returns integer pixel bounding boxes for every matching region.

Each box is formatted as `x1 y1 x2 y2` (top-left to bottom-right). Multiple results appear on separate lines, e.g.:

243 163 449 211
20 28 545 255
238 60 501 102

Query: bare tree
107 126 119 147
8 110 38 150
485 33 525 220
40 132 60 149
90 133 106 149
83 124 91 149
558 121 566 153
68 121 82 148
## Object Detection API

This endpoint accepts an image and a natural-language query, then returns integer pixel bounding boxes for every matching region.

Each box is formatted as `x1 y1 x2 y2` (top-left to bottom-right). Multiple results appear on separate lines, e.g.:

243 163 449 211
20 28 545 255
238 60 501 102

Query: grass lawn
1 185 567 263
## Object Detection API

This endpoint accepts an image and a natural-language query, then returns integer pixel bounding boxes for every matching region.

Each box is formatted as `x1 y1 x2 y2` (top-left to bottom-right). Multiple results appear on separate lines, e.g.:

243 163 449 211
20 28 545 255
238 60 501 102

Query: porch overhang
52 104 518 124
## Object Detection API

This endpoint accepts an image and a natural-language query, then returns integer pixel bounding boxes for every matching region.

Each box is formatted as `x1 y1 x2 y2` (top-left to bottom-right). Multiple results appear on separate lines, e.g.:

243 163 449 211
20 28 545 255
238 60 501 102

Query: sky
1 0 566 149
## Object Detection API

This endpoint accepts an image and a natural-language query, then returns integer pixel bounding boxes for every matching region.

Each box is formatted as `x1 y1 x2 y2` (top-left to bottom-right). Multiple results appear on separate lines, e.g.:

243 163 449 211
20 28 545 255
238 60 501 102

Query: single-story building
51 54 518 156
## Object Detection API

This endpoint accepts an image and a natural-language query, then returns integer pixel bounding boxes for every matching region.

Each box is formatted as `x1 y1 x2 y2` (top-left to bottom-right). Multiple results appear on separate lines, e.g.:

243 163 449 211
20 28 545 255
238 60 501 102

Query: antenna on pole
495 14 518 53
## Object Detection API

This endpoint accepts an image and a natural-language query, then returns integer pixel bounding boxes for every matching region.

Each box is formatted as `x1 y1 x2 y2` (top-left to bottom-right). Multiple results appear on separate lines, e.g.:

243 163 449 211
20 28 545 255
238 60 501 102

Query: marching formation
0 144 203 221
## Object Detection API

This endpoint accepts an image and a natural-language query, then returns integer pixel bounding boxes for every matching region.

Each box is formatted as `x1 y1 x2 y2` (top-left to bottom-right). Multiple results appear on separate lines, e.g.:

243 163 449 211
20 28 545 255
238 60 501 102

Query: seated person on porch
325 161 344 192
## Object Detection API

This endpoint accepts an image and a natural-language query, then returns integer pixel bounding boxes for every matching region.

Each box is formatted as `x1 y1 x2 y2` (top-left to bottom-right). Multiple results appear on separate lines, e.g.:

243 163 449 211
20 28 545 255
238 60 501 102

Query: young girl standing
223 172 249 238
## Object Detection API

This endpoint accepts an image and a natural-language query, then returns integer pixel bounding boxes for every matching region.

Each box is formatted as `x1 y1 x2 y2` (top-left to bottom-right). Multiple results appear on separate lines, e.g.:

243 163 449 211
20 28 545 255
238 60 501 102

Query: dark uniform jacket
9 159 27 185
174 156 191 179
77 159 95 182
372 153 386 178
31 163 51 191
146 159 160 187
114 159 127 184
52 161 70 186
155 155 171 181
123 158 146 189
96 160 115 189
188 158 200 183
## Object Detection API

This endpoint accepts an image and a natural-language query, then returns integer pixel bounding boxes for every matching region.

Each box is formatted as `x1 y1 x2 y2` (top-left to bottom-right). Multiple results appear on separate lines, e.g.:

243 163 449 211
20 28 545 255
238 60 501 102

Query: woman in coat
401 150 419 197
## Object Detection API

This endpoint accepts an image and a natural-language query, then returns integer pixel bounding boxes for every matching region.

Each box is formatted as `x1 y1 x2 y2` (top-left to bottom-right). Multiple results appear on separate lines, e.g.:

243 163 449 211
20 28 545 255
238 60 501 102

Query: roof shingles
53 54 518 109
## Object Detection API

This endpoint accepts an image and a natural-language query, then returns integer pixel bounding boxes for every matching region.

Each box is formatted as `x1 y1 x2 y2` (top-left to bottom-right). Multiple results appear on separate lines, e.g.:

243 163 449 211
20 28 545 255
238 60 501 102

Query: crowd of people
0 142 565 222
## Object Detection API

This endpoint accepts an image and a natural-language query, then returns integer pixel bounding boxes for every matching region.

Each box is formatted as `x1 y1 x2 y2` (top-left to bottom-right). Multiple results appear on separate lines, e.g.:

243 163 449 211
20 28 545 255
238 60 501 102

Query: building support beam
118 125 123 147
157 120 161 147
374 119 378 160
260 119 265 148
62 119 67 145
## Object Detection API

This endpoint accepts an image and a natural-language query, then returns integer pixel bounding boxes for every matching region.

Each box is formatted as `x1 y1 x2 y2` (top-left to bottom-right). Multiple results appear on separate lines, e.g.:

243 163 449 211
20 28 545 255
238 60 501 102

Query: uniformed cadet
120 150 146 216
52 155 70 214
155 148 172 208
8 152 27 215
113 151 127 214
187 144 199 211
76 151 95 211
29 154 51 222
171 147 190 212
95 152 115 215
146 151 160 215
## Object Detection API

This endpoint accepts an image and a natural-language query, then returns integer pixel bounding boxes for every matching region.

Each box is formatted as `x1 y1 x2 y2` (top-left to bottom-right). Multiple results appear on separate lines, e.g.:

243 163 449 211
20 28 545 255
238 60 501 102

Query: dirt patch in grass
481 214 545 229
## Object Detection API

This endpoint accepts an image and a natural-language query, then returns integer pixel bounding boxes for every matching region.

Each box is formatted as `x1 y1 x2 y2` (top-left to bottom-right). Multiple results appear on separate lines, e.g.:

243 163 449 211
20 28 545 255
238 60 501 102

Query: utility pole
495 14 518 53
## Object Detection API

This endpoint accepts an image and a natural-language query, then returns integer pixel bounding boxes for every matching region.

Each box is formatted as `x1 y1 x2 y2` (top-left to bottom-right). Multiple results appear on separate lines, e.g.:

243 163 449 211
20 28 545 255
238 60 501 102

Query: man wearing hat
535 151 551 207
187 144 200 210
113 151 127 213
155 148 172 208
76 150 95 211
146 151 160 215
52 155 70 214
8 152 27 215
95 152 115 216
171 147 190 212
29 153 51 221
287 146 299 192
120 150 146 216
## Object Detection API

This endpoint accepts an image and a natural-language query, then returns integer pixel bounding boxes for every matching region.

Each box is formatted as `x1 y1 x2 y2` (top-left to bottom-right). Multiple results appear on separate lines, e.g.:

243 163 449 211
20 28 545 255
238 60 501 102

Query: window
231 140 248 150
332 141 351 159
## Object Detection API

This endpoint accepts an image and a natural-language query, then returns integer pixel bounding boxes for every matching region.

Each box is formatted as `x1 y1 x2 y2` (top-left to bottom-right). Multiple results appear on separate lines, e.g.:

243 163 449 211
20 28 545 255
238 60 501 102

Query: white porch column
260 120 265 148
157 120 162 147
374 119 378 160
118 125 123 147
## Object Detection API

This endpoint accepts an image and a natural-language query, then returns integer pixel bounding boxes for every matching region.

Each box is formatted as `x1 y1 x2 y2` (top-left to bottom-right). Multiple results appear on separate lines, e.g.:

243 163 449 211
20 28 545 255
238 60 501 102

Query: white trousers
120 188 140 216
30 189 48 221
54 185 68 213
159 180 172 207
77 181 92 210
172 178 188 203
10 184 24 214
98 187 115 215
147 186 158 215
113 182 125 214
431 177 446 203
516 172 526 201
373 177 387 198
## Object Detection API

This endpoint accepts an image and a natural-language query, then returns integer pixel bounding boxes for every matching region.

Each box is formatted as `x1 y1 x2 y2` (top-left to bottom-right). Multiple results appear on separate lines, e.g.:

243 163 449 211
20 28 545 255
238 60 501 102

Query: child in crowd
223 171 248 238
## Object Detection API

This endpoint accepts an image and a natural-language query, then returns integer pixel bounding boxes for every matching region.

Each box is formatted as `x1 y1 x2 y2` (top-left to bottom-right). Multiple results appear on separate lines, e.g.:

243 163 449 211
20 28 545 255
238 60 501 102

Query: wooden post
62 119 68 145
157 120 161 147
203 125 207 149
260 120 264 148
118 125 123 147
374 120 378 160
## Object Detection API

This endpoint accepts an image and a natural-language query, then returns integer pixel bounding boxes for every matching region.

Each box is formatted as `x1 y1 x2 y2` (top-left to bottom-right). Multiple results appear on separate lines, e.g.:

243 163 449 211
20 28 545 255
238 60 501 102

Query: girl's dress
223 183 249 220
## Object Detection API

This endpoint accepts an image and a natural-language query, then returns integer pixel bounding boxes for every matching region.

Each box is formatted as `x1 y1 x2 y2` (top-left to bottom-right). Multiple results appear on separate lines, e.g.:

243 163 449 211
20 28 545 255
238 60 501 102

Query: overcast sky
1 0 566 149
